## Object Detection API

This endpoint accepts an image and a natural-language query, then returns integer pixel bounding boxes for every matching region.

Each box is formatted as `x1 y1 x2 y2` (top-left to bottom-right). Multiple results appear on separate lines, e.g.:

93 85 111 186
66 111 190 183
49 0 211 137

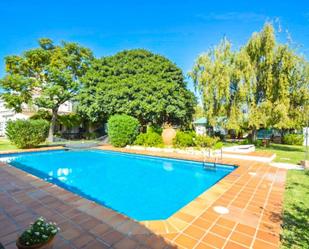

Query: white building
0 98 73 136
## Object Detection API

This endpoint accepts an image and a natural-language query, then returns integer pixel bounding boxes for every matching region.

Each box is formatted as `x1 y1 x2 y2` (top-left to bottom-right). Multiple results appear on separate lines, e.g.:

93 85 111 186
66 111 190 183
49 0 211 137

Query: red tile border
0 145 286 248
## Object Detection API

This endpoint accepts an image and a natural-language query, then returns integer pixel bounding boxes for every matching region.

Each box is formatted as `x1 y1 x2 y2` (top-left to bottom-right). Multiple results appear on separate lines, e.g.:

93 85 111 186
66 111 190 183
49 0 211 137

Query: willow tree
189 38 254 132
0 38 93 141
190 39 233 128
245 23 309 137
191 23 309 140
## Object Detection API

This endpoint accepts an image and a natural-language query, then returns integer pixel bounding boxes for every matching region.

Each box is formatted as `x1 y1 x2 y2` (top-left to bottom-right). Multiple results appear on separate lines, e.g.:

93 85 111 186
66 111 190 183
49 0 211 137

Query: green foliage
0 38 93 140
134 131 163 147
195 135 219 148
57 113 82 128
30 109 52 121
283 134 304 146
190 23 309 135
147 125 163 135
173 131 196 148
213 141 223 150
107 115 140 147
78 49 196 126
6 119 49 148
240 138 250 145
31 111 82 129
254 140 263 147
19 217 59 246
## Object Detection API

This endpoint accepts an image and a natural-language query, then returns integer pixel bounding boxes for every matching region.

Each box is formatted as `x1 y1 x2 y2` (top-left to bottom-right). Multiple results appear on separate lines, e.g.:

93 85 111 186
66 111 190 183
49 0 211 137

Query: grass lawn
256 144 307 165
281 170 309 249
223 141 307 164
0 138 19 151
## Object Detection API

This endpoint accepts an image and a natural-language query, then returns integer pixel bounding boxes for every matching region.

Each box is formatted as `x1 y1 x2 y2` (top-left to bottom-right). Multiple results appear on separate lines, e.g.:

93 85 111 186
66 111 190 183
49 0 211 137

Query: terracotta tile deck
0 146 286 248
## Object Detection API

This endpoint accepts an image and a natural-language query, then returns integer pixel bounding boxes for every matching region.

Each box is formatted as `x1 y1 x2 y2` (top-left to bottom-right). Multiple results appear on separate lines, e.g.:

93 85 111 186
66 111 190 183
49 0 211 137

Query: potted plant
16 217 60 249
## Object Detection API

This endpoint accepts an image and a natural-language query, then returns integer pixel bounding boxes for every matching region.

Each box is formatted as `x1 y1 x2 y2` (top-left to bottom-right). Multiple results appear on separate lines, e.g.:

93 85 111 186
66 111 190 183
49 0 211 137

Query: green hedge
107 115 140 147
195 135 219 148
6 119 49 148
283 134 304 146
134 131 163 147
173 131 196 148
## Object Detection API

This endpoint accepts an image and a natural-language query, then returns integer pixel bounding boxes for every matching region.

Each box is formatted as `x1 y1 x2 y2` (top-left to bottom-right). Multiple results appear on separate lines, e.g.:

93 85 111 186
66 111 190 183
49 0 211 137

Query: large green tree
78 49 196 127
190 38 254 131
245 24 309 137
190 23 309 140
0 38 93 141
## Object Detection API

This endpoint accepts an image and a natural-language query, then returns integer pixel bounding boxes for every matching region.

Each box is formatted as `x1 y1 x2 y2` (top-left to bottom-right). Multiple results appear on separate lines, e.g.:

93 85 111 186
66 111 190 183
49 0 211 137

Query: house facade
0 98 73 136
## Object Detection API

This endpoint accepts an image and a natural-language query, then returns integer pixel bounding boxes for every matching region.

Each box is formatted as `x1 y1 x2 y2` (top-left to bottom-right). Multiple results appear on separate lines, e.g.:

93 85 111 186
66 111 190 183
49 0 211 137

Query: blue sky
0 0 308 89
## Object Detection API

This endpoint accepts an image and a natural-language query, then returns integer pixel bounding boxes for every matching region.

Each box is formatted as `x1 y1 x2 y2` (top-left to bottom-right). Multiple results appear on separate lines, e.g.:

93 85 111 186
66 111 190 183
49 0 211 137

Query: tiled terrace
0 146 286 249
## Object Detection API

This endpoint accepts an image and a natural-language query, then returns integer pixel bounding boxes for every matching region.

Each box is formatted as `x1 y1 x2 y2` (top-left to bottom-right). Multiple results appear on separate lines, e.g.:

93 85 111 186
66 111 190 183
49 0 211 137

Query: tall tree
245 23 309 137
0 38 93 141
190 38 254 131
190 23 309 140
77 49 196 127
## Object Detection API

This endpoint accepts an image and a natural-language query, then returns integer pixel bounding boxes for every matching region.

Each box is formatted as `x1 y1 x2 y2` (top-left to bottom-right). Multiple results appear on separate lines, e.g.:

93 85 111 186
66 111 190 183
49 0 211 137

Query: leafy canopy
190 23 309 133
0 38 93 140
78 49 196 126
1 38 93 112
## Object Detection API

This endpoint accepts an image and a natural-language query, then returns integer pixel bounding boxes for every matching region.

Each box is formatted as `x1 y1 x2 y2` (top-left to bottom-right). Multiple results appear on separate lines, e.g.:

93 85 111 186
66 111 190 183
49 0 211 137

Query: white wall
195 125 206 135
0 98 73 136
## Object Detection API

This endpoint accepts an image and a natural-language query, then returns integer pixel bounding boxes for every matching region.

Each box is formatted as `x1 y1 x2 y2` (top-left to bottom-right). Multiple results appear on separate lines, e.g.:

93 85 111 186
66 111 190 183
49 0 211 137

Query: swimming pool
1 149 235 221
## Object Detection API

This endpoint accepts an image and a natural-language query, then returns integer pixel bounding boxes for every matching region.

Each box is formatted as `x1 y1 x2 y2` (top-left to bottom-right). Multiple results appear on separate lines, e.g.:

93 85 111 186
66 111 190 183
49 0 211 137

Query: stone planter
162 127 176 146
16 236 55 249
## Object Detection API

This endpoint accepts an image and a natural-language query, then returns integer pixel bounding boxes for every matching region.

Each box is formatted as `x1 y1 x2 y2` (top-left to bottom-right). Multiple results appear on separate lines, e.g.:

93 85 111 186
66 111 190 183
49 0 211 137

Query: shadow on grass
266 144 305 152
281 204 309 249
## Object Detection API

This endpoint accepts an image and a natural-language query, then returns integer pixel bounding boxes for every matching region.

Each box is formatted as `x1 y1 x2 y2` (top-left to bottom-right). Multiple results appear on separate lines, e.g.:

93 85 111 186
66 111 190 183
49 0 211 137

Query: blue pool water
1 150 235 221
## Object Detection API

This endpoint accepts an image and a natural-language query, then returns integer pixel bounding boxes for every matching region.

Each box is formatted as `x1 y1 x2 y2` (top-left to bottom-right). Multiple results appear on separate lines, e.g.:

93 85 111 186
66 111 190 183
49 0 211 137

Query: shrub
107 115 140 147
253 139 263 147
213 141 223 150
6 119 49 148
195 135 219 148
147 125 163 135
134 131 163 147
283 134 303 145
240 138 250 145
173 131 196 148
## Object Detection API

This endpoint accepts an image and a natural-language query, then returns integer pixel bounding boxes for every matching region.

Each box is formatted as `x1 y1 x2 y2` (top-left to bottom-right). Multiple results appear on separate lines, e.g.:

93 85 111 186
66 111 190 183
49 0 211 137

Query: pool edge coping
0 145 286 249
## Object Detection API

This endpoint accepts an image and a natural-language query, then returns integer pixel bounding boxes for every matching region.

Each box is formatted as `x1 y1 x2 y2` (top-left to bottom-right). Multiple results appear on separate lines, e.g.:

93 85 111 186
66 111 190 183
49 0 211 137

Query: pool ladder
202 149 217 170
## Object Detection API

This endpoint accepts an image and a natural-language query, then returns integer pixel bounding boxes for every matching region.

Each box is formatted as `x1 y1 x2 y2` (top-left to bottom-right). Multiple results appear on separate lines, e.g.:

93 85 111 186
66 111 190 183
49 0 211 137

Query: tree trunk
252 128 257 142
47 108 58 143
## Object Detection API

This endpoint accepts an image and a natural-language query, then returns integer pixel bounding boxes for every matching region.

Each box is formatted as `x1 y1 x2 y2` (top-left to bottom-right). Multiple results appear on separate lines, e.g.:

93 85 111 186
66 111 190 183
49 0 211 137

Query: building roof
193 117 207 125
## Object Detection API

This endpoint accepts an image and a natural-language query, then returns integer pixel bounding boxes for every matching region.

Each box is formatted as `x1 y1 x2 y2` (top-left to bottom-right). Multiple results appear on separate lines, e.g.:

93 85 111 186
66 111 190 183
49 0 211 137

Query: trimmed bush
134 131 163 147
173 131 196 148
6 119 49 148
195 135 219 148
107 115 140 147
283 134 303 146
